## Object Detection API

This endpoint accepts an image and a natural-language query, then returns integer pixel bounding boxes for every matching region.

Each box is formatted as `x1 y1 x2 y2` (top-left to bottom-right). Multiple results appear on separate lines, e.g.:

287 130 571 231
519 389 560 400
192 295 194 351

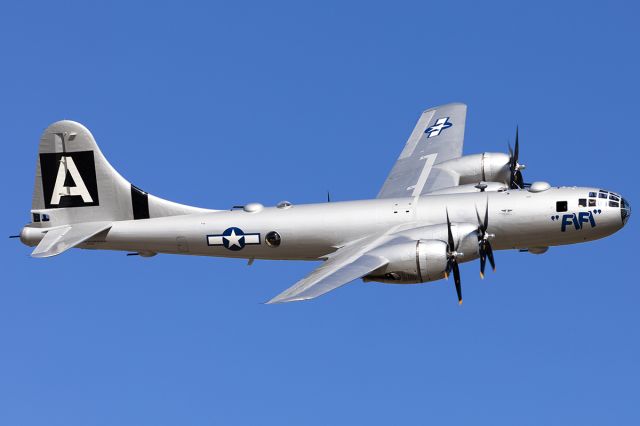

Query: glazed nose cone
621 197 631 226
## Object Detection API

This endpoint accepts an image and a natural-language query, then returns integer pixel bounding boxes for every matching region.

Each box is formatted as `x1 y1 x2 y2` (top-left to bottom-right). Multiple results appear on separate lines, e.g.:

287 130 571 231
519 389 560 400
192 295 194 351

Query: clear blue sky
2 1 638 425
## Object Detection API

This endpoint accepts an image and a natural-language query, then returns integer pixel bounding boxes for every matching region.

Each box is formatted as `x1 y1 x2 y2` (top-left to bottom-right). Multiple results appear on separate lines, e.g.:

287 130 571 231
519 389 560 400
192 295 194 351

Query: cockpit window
556 201 568 212
578 198 587 207
609 194 620 201
589 199 596 207
598 193 608 199
609 201 620 208
589 192 597 198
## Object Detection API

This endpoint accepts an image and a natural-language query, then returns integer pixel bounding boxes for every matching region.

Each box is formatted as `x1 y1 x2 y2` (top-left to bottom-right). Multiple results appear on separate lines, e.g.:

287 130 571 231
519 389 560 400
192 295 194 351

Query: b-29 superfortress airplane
17 103 631 304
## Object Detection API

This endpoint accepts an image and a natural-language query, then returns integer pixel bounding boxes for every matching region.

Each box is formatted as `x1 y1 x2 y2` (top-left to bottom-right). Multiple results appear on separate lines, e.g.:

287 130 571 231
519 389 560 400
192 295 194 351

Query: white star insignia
224 229 243 248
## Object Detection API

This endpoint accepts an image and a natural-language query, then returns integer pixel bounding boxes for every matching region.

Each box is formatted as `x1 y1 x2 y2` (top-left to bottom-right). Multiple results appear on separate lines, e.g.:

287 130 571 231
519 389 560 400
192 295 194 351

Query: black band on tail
131 184 150 220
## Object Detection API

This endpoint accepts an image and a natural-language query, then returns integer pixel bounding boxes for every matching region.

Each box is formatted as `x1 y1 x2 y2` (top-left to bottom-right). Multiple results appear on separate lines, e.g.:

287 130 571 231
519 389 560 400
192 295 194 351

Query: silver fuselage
22 186 625 263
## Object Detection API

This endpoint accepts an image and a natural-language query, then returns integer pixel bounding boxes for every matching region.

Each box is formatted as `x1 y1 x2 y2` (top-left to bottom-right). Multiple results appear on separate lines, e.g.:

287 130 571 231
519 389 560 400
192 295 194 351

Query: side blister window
265 231 281 247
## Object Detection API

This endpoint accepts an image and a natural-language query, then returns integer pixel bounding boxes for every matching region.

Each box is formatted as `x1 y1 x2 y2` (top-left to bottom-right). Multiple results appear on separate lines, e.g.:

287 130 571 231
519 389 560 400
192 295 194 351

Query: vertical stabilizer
30 120 210 228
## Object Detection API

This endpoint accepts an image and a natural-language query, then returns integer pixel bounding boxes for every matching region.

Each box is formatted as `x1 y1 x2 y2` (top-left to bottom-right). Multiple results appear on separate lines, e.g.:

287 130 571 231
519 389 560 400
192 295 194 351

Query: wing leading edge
377 103 467 199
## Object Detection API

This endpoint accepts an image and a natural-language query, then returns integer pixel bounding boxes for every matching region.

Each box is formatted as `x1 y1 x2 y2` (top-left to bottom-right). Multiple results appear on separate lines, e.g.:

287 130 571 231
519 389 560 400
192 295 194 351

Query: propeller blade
483 201 489 231
508 127 524 189
476 201 492 278
508 144 516 189
446 209 455 250
514 126 519 165
446 208 463 304
515 170 524 188
453 261 462 305
473 201 489 232
486 242 496 272
475 206 484 233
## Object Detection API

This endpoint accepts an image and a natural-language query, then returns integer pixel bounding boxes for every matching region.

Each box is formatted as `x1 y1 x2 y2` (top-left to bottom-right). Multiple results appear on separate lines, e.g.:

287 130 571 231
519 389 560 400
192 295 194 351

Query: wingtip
422 102 467 113
264 294 308 305
30 251 55 259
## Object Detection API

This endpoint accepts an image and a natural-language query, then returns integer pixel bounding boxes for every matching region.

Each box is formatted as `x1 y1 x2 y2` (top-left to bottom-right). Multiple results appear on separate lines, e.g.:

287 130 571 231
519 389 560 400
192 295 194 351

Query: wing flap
31 221 112 258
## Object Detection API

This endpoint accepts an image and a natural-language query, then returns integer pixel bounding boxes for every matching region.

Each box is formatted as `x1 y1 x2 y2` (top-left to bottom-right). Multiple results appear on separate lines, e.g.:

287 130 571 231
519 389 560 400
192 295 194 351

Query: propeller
444 210 463 305
508 126 526 189
475 202 496 278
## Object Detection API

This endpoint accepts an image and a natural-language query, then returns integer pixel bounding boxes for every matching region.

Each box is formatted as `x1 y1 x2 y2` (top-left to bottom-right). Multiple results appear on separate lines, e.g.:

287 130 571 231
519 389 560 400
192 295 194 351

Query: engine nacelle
435 152 511 185
363 240 449 284
363 223 482 284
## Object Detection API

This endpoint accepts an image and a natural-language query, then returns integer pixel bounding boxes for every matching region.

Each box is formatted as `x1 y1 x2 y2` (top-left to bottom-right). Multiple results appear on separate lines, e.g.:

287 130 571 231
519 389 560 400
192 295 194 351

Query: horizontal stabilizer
31 222 112 258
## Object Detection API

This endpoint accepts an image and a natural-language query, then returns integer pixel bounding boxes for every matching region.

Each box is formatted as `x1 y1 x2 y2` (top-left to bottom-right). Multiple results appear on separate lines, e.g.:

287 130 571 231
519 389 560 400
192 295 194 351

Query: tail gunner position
16 104 631 304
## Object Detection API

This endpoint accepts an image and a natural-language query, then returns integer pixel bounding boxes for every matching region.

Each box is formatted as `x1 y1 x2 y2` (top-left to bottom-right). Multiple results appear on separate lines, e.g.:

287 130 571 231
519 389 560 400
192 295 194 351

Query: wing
377 103 467 199
266 254 388 304
266 231 399 304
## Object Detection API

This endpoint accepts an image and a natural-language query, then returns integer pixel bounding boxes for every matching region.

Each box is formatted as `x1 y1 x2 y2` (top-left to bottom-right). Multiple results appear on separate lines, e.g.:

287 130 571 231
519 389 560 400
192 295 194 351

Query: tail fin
30 120 209 228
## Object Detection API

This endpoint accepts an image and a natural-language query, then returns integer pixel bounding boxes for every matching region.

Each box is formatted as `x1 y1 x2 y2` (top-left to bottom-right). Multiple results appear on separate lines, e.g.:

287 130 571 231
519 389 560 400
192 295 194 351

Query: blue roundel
206 227 261 251
222 227 246 251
